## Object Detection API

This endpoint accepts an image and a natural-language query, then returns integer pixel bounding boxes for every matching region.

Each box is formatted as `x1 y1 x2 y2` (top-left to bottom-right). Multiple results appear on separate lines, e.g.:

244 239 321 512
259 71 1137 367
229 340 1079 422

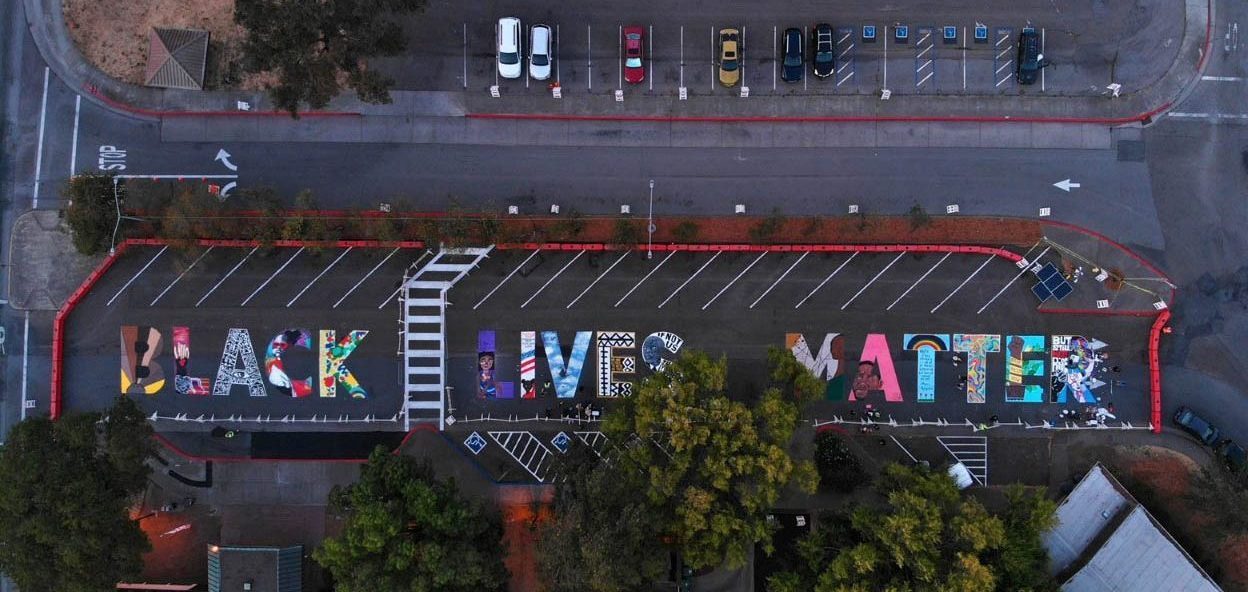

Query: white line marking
842 252 905 310
1168 111 1248 119
888 252 950 310
197 247 258 307
288 247 352 307
588 24 593 90
567 251 629 308
241 247 303 306
115 174 239 180
772 25 777 91
522 251 584 308
751 252 808 309
996 47 1012 59
69 95 81 175
659 251 720 308
995 61 1012 74
917 59 932 72
336 247 404 309
882 26 888 89
462 23 468 89
20 311 29 421
32 67 49 208
930 255 994 314
977 246 1051 314
618 25 623 91
680 25 685 88
1041 28 1045 91
838 71 854 86
378 251 436 310
474 250 540 309
918 71 934 86
916 44 932 59
150 247 214 306
795 252 857 309
838 31 851 43
1202 75 1244 81
918 32 930 44
962 27 967 90
803 26 808 91
703 252 766 310
649 25 654 91
996 33 1008 47
556 24 561 84
615 250 675 307
107 246 168 306
711 26 715 92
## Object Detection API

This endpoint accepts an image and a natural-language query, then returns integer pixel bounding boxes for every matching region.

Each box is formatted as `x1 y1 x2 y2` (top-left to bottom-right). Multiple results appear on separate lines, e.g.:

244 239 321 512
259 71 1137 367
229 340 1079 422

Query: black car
1222 440 1246 471
1015 26 1042 84
782 28 803 82
1173 406 1222 446
812 23 835 78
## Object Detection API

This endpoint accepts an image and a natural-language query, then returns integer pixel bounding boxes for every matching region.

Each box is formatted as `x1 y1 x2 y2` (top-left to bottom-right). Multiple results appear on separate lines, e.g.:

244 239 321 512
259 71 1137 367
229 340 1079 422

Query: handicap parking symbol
464 431 488 455
551 432 571 454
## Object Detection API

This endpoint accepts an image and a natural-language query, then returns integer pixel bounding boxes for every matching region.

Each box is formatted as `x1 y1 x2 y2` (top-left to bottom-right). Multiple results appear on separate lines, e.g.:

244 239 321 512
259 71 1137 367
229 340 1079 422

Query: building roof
1043 463 1133 574
145 28 209 90
1041 464 1221 592
207 545 302 592
1064 507 1220 592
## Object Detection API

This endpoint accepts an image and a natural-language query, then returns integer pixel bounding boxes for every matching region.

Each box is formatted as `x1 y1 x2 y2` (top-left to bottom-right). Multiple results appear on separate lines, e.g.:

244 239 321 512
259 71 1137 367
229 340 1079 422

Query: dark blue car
1173 406 1221 446
782 28 803 82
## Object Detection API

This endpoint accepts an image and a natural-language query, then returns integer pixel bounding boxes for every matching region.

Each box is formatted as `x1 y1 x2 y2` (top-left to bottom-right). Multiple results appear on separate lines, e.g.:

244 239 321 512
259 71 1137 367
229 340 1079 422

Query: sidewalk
22 0 1210 123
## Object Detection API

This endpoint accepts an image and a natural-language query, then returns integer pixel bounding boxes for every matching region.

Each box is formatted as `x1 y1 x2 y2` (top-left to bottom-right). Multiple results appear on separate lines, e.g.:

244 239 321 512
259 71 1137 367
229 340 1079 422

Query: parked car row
498 18 1047 87
1172 406 1245 472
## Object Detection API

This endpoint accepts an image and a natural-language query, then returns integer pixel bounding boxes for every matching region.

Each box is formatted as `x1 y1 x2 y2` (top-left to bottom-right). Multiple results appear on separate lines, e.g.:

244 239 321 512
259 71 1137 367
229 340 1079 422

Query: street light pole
647 179 655 260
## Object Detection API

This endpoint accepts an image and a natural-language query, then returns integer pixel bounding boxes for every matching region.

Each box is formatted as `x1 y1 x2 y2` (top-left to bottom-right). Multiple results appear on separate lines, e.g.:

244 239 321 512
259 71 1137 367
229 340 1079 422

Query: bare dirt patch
62 0 251 89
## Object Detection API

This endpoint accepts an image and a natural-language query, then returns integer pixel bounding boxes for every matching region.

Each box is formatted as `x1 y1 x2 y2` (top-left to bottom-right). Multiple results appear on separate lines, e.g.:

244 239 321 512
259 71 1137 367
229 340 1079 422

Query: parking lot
383 9 1182 101
443 247 1154 430
62 245 430 429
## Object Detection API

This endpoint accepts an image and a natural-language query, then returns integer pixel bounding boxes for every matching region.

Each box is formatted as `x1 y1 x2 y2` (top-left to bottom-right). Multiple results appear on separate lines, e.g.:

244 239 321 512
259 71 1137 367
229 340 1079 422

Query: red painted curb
84 84 361 119
466 102 1173 125
1149 310 1172 434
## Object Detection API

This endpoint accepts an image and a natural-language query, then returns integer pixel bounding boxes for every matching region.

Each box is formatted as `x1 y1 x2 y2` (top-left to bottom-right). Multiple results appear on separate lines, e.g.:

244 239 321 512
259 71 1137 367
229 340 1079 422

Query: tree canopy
767 463 1058 592
600 349 818 570
0 396 155 592
64 172 120 255
234 0 426 116
313 447 508 592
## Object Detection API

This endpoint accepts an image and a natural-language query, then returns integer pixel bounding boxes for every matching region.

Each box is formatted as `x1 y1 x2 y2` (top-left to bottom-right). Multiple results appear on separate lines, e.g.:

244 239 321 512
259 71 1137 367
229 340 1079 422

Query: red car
624 26 645 84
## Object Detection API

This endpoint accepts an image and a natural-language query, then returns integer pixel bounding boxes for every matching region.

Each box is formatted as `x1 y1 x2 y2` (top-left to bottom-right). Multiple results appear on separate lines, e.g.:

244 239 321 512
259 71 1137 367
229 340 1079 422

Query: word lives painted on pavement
121 326 370 399
787 332 1106 405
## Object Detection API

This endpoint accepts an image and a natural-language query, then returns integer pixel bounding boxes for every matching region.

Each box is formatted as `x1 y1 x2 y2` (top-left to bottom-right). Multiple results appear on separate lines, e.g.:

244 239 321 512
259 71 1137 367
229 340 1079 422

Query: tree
602 350 818 570
313 447 507 592
537 448 668 592
234 0 426 116
0 397 155 592
768 464 1060 592
813 431 868 492
64 172 121 255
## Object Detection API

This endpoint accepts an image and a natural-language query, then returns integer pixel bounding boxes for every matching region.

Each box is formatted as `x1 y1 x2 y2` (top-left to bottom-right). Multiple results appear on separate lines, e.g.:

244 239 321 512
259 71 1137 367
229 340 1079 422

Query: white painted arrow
1053 179 1081 192
220 181 237 199
215 149 238 172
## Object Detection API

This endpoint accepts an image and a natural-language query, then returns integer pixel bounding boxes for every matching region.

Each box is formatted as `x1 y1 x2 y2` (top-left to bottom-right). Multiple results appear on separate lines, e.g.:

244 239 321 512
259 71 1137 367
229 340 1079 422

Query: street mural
119 326 370 400
952 334 1002 404
596 332 636 398
542 331 592 399
904 334 949 402
1051 335 1106 404
1005 335 1046 403
520 331 537 399
849 334 903 403
121 326 165 395
477 330 499 399
641 331 684 372
786 333 845 400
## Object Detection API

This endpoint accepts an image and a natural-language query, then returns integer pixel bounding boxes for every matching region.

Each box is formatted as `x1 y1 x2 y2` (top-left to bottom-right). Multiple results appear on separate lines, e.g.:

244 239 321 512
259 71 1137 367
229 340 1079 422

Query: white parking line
474 249 540 309
882 26 888 90
649 25 654 91
107 245 169 306
618 25 623 90
1202 75 1245 81
587 24 593 90
616 250 675 307
841 252 905 310
150 247 213 306
659 251 721 308
680 26 685 88
567 251 629 308
1040 28 1046 92
741 25 746 85
962 27 967 90
750 251 808 309
197 246 258 307
977 246 1051 314
526 25 531 88
772 26 778 91
556 24 561 83
930 255 993 314
32 67 48 208
495 22 500 88
241 247 304 306
711 26 716 92
703 252 766 310
20 311 29 421
462 23 468 89
522 251 584 308
287 247 352 308
887 252 950 310
795 252 857 309
335 247 404 309
803 26 808 91
69 94 81 175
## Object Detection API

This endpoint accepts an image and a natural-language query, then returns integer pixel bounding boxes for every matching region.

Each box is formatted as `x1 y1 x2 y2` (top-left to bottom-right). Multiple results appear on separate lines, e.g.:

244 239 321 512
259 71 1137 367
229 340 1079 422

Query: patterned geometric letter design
213 328 266 397
320 330 368 399
597 331 635 398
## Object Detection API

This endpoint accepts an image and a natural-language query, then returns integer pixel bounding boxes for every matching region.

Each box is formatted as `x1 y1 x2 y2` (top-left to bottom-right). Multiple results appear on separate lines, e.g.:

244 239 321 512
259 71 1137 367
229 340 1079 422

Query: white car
529 24 552 80
497 17 522 79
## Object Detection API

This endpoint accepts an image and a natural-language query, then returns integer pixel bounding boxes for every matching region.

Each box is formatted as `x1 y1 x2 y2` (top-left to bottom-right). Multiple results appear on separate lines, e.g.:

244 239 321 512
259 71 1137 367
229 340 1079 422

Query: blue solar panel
1051 282 1073 301
1044 272 1066 290
1036 262 1059 282
1032 283 1052 301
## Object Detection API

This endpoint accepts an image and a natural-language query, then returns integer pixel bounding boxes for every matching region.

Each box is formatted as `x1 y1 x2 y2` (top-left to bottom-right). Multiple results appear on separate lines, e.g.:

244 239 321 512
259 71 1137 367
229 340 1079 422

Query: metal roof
1042 464 1222 592
1063 507 1220 592
145 28 209 90
1043 463 1132 574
